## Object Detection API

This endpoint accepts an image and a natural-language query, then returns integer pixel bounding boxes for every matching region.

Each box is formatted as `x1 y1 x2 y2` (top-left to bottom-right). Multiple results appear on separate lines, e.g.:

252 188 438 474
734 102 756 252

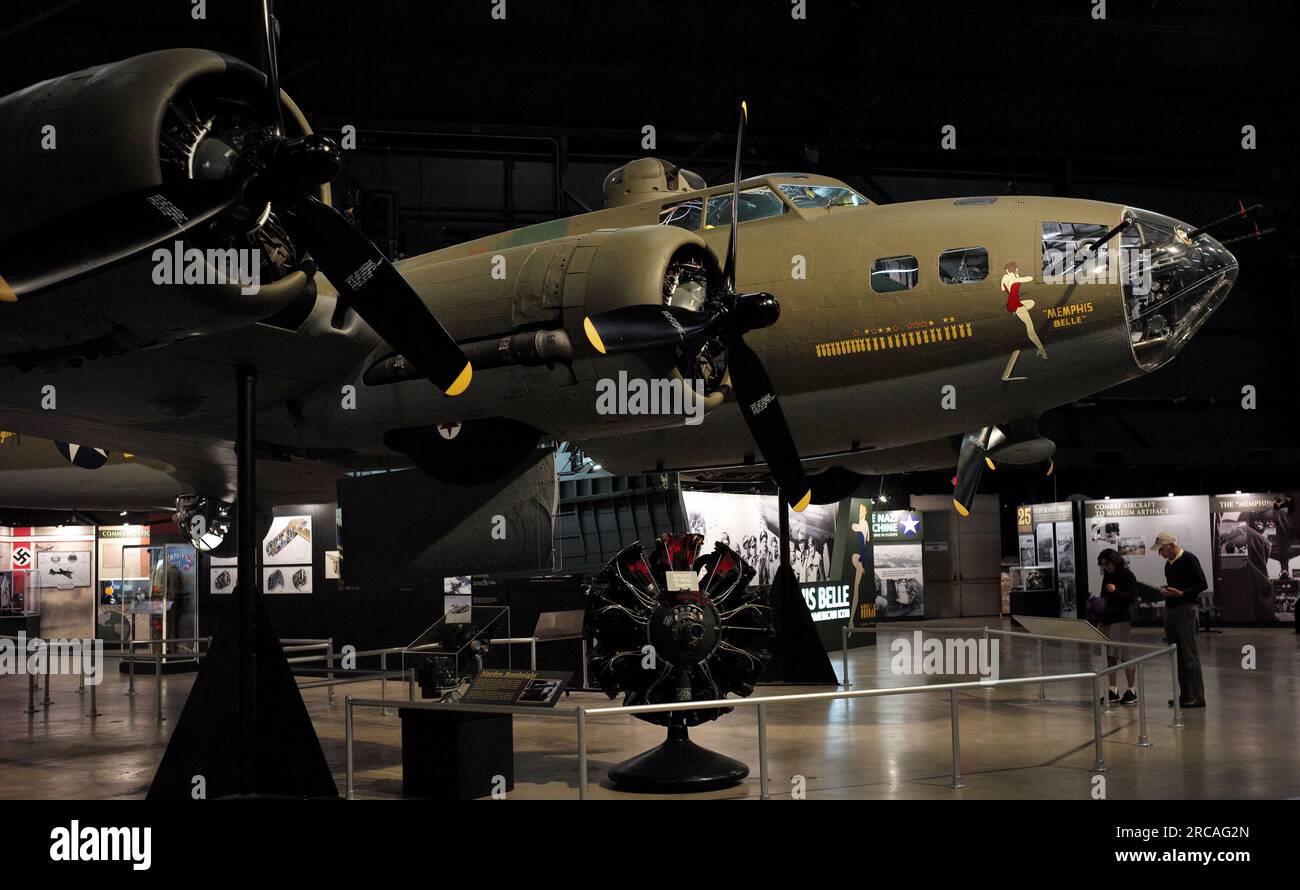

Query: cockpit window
1042 221 1113 277
705 187 786 227
659 198 703 230
871 255 919 293
777 184 870 209
938 247 989 284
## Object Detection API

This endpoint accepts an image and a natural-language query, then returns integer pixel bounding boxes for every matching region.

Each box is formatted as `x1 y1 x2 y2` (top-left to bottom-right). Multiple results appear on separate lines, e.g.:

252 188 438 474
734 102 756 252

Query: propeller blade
259 0 285 136
724 332 812 512
284 195 472 396
0 179 248 302
582 304 720 355
722 101 747 290
952 431 988 516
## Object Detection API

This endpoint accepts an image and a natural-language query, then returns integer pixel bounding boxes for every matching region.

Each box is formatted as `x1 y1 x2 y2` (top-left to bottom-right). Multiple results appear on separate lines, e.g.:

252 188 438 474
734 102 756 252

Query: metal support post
1136 661 1151 747
949 689 965 789
1091 675 1106 772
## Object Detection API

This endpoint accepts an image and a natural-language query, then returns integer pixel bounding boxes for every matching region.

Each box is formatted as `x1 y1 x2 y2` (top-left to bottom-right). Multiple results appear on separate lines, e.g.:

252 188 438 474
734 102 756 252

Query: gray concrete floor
2 620 1297 799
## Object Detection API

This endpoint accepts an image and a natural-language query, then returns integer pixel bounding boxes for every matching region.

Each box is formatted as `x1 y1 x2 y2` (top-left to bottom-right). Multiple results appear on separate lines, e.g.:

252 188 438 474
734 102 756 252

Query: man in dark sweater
1155 531 1207 708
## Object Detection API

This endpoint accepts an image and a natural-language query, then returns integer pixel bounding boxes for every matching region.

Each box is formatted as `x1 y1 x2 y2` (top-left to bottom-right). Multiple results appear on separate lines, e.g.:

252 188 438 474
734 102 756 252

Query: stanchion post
88 668 98 718
26 671 37 715
1169 645 1183 727
380 651 388 712
327 639 336 704
949 689 965 789
345 696 355 800
757 703 769 800
1091 674 1106 772
1136 661 1151 747
577 707 589 800
1101 644 1113 710
155 653 164 722
1037 637 1046 702
127 645 136 696
408 668 416 702
42 643 51 708
841 627 850 689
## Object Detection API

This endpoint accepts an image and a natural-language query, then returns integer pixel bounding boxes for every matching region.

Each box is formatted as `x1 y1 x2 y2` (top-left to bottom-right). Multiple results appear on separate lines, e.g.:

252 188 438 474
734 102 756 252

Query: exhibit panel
868 509 925 619
1082 496 1214 622
1211 492 1296 623
1014 501 1082 618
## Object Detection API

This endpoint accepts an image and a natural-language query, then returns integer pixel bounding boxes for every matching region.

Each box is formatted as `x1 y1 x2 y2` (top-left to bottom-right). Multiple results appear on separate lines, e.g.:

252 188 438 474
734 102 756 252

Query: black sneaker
1107 690 1120 703
1120 690 1137 705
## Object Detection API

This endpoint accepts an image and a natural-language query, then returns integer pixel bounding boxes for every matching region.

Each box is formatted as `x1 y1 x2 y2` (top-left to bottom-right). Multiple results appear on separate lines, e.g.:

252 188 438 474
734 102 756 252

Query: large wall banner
1211 493 1297 623
1083 496 1213 602
682 491 837 587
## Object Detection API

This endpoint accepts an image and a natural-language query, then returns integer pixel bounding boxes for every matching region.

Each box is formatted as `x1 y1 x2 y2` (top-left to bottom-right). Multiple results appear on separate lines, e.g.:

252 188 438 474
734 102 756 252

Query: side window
659 199 703 230
705 187 786 227
938 247 988 284
870 255 918 293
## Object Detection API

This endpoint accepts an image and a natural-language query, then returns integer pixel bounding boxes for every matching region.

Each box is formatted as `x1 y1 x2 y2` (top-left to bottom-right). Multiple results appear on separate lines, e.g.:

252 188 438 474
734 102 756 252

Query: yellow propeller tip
1046 460 1055 477
984 456 996 471
793 489 812 513
583 317 607 355
953 500 970 517
0 274 17 303
444 361 473 397
741 100 748 118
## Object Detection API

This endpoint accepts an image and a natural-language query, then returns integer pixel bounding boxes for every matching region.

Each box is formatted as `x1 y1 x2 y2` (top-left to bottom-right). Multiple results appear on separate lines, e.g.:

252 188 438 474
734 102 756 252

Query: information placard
461 669 572 707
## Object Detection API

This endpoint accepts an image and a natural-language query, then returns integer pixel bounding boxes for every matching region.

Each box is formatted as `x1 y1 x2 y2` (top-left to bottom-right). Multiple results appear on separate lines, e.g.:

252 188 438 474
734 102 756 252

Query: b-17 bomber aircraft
0 43 1243 537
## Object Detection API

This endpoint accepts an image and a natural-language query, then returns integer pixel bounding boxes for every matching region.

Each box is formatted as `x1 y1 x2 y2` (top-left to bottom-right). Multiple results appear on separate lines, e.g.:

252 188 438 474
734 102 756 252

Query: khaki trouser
1164 603 1205 701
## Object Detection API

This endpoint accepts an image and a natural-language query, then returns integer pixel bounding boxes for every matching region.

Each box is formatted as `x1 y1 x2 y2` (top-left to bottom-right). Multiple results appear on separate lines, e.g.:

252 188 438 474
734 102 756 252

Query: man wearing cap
1155 531 1207 708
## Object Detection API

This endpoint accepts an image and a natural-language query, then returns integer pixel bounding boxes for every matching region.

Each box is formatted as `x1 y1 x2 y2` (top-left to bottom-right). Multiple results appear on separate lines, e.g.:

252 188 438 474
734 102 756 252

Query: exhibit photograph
0 0 1295 868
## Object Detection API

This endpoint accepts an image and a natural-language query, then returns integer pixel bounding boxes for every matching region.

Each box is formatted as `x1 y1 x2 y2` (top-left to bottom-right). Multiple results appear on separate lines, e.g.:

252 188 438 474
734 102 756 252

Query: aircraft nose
1123 207 1238 371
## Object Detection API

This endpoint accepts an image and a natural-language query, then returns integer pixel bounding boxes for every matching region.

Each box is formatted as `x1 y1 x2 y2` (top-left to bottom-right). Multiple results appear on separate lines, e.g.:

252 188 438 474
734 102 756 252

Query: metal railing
342 626 1181 799
841 623 1183 726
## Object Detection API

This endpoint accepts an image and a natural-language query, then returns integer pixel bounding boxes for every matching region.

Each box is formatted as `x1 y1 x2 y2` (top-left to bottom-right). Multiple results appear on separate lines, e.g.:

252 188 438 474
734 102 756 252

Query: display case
402 605 510 701
0 568 36 615
96 544 199 661
0 568 38 635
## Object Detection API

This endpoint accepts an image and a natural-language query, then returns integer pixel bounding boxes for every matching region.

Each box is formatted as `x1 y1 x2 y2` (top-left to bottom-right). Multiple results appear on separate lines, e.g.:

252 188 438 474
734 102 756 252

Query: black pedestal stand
606 714 749 793
762 488 839 685
147 367 336 799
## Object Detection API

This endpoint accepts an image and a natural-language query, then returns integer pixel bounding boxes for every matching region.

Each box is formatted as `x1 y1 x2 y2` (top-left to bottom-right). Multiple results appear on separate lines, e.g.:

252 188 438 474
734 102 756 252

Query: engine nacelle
0 49 325 367
393 224 719 346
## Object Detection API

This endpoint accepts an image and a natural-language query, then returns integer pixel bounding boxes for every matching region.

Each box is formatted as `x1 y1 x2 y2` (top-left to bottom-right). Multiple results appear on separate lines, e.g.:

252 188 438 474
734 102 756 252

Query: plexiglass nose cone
1123 207 1238 371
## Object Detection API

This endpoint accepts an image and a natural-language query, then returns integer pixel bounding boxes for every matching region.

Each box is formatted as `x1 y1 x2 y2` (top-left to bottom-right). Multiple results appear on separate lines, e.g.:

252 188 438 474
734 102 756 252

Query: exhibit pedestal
1010 589 1059 617
607 717 748 793
399 709 514 800
0 615 38 637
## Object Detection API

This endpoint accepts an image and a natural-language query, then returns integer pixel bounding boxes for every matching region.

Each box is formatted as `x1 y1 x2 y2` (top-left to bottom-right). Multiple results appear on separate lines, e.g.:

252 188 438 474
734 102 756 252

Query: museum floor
2 619 1297 800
